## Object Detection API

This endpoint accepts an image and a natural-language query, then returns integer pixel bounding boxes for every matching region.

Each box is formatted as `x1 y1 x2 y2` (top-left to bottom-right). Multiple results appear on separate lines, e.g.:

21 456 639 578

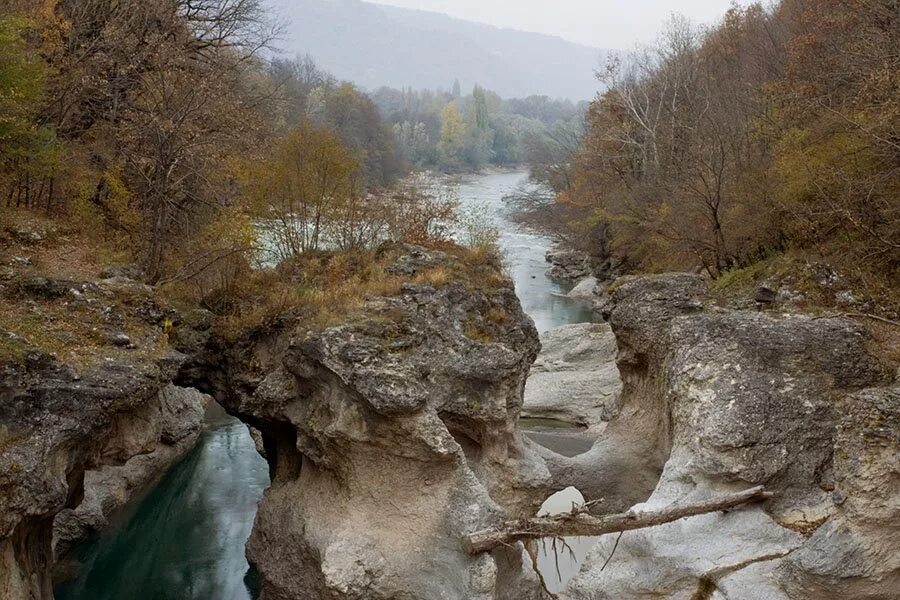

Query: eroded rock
203 246 551 600
777 385 900 599
522 323 621 430
0 354 194 599
566 277 598 301
555 273 893 599
52 385 207 566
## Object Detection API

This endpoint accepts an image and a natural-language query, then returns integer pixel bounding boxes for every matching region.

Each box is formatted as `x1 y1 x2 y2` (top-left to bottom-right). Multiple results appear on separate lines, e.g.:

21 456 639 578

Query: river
57 169 596 599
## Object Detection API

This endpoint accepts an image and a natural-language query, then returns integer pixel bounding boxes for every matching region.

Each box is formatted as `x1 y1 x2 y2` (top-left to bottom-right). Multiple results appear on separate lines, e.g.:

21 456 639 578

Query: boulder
566 276 598 301
555 273 893 599
522 323 621 430
546 246 590 282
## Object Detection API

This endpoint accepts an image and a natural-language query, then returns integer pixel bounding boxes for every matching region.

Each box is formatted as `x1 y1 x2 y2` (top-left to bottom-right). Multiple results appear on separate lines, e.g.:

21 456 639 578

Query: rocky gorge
1 218 898 599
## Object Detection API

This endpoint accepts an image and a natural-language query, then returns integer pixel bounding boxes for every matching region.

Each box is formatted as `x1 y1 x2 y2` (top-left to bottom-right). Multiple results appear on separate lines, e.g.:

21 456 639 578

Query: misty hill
268 0 606 100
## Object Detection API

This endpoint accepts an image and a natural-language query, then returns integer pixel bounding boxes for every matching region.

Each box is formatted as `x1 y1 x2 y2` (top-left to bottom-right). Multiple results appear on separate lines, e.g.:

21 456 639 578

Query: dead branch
813 312 900 329
464 486 773 554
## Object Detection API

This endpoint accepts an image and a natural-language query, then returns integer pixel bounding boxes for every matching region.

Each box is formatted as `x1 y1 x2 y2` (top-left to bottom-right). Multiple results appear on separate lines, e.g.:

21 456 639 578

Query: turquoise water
55 405 269 600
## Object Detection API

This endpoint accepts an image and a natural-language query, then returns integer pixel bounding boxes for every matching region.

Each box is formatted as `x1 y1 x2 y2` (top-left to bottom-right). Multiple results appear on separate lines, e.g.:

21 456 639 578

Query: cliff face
559 274 896 600
1 357 170 598
185 246 551 599
0 267 207 599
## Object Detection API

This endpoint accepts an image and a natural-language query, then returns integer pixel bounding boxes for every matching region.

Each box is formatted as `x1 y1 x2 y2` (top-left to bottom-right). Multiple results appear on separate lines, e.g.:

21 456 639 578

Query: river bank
50 169 601 599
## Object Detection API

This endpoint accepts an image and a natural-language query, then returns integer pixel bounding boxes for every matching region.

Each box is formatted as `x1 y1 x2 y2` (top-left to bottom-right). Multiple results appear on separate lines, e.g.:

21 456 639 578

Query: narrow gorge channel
56 170 598 599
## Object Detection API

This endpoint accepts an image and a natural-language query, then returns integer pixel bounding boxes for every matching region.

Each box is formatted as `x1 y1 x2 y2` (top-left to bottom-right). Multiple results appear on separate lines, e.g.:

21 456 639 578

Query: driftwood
464 485 773 554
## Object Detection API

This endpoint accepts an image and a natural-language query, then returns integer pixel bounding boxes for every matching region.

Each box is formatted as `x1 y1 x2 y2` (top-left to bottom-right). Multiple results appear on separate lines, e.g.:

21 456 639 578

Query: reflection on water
56 404 269 600
456 171 595 332
535 487 601 593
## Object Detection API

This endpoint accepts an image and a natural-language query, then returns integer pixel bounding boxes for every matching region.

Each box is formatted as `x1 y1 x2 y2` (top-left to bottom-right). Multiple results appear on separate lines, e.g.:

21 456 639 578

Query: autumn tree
251 121 360 260
0 12 58 208
438 101 467 170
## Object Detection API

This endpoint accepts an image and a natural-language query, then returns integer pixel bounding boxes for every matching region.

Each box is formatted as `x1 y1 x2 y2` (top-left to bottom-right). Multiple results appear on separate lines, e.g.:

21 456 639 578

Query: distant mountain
267 0 607 100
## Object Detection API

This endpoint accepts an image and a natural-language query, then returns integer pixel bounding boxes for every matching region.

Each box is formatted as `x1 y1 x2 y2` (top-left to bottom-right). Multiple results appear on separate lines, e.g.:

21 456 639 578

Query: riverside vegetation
1 0 899 599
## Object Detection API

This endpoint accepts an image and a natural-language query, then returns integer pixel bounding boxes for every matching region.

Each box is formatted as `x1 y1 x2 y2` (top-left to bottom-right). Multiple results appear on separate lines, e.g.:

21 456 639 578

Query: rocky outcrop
522 323 621 430
188 246 551 600
0 262 206 600
776 385 900 599
565 277 598 301
0 353 195 599
555 273 895 599
546 246 591 282
52 385 206 567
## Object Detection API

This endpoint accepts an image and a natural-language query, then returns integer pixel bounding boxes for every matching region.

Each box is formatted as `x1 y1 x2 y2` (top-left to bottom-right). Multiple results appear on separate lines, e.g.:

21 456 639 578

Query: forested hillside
0 0 436 290
371 84 586 171
526 0 898 305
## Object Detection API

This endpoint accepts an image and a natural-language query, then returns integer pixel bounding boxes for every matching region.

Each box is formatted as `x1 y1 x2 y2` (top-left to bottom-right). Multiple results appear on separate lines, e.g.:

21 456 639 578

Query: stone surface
0 260 203 600
546 245 591 281
0 353 189 599
522 323 621 430
552 273 893 599
776 385 900 599
566 277 598 301
51 385 206 563
187 245 551 600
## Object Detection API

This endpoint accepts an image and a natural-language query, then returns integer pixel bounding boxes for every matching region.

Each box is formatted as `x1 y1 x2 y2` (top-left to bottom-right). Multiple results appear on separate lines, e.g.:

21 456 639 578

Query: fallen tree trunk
464 485 773 554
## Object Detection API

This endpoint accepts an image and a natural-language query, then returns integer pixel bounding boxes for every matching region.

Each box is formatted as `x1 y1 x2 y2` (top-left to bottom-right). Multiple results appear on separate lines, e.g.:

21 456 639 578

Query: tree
0 12 59 209
309 81 402 187
252 121 359 259
438 101 467 170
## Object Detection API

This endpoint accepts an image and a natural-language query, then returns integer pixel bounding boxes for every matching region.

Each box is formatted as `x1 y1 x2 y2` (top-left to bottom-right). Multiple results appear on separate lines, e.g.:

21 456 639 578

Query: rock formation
565 277 598 302
545 246 591 282
4 237 896 600
184 246 552 600
0 265 207 599
52 385 206 570
0 354 205 599
552 273 895 599
522 323 621 431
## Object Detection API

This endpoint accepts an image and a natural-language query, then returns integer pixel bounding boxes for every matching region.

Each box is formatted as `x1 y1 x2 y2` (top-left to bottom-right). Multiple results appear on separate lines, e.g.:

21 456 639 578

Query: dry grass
199 242 510 344
462 321 494 343
1 207 134 280
206 249 405 343
0 210 167 369
713 251 899 317
0 287 169 369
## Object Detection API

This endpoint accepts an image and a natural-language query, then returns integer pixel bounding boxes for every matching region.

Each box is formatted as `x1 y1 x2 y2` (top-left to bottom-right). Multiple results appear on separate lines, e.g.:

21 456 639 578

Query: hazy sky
372 0 750 48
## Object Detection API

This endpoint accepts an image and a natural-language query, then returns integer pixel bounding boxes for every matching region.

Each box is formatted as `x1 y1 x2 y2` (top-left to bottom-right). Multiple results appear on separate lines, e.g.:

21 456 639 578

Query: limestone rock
546 246 590 281
522 323 621 430
566 277 598 301
0 353 191 599
556 273 892 599
204 245 551 600
52 386 206 563
777 385 900 598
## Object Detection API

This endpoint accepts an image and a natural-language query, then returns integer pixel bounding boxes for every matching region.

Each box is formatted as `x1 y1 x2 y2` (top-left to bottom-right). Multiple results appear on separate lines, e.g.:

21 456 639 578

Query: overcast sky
372 0 752 48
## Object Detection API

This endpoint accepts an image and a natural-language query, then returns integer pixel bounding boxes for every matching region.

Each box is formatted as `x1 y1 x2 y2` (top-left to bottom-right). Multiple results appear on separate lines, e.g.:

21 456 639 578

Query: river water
57 170 596 599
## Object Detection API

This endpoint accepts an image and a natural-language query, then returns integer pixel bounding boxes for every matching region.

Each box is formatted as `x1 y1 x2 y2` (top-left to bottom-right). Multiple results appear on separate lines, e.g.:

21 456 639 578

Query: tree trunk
464 486 773 554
